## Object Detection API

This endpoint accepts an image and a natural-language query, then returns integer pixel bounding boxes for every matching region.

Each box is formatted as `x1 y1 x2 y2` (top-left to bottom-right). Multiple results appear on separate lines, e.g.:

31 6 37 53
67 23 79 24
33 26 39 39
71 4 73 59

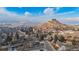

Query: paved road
44 41 55 51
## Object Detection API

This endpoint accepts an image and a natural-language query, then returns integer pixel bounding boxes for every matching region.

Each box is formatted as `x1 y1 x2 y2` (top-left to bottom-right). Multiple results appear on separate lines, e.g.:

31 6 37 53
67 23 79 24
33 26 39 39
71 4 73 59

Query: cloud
0 8 19 17
0 8 35 24
0 8 22 23
24 11 32 16
64 17 79 22
0 8 39 25
43 8 55 15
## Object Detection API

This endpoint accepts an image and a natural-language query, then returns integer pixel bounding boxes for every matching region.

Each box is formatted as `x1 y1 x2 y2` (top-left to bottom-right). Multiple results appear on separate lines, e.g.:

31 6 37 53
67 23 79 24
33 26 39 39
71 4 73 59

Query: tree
29 27 33 32
59 35 65 42
72 39 76 45
40 34 44 41
15 32 19 40
5 35 12 44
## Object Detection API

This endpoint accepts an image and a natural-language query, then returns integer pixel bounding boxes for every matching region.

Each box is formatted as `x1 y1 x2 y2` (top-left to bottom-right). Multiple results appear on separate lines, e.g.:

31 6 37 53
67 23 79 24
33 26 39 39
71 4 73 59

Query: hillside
35 19 74 31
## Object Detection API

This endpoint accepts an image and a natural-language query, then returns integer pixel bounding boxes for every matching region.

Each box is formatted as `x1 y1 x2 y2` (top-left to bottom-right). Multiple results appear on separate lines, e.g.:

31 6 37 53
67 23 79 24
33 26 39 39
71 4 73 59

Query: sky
0 7 79 25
